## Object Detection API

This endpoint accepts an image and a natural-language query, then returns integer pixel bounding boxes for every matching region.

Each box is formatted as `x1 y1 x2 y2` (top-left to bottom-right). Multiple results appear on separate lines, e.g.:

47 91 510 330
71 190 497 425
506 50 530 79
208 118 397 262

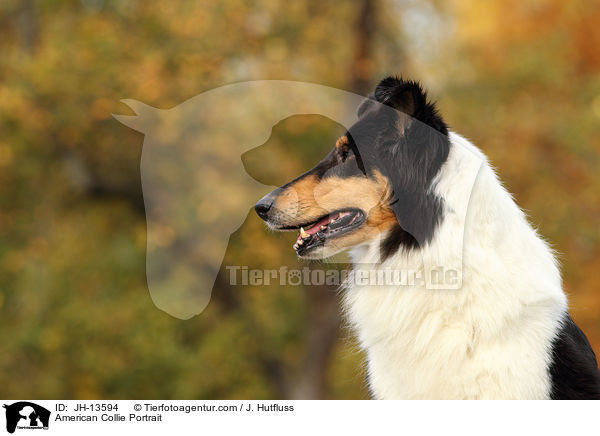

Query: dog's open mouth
282 209 366 254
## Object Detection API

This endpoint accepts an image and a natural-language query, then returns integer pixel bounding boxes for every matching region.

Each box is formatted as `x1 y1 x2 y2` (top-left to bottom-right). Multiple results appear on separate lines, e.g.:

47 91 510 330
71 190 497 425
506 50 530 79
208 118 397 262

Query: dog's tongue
306 216 333 235
295 211 351 243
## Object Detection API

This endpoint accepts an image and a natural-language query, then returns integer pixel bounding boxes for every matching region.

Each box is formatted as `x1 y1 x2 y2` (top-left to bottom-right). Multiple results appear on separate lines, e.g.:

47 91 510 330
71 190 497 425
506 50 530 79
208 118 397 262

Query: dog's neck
343 133 567 399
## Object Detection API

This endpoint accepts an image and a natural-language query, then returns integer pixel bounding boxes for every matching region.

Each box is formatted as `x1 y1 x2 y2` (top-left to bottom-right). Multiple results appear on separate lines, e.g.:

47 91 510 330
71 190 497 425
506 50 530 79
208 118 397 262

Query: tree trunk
18 0 38 54
351 0 377 94
286 283 341 399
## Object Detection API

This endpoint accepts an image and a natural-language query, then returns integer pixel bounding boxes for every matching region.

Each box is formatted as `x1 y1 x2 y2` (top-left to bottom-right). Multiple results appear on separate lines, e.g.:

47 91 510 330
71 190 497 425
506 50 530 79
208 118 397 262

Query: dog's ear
374 76 447 136
375 77 426 117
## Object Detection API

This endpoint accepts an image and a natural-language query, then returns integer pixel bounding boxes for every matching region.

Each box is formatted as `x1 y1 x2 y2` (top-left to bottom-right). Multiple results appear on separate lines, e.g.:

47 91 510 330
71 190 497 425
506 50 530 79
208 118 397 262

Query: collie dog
254 77 600 399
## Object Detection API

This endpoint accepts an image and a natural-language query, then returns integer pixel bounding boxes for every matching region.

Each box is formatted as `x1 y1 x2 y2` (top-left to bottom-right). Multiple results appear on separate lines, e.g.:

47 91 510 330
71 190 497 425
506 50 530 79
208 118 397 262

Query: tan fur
335 135 349 149
271 170 397 256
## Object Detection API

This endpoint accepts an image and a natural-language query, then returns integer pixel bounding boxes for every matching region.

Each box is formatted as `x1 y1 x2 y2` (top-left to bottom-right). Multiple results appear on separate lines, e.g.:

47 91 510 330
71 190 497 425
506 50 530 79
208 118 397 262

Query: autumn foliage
0 0 598 399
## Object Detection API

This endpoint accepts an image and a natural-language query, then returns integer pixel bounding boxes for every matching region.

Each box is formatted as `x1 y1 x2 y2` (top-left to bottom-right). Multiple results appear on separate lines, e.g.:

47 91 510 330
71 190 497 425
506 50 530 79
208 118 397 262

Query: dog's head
254 77 450 260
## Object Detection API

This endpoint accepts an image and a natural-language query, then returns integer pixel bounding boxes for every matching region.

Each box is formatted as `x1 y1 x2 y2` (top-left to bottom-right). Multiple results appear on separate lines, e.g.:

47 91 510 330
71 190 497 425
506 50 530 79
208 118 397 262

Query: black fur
549 313 600 399
261 77 451 259
380 223 418 257
374 77 449 136
348 77 450 259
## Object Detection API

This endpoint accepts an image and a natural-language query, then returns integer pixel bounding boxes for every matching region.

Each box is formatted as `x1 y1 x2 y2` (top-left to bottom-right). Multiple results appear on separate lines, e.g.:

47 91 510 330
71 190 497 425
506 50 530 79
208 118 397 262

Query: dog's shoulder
549 313 600 399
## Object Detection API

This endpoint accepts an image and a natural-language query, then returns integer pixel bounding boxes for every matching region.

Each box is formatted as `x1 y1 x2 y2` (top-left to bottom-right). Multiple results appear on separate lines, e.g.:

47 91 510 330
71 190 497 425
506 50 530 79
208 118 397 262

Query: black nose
254 195 273 220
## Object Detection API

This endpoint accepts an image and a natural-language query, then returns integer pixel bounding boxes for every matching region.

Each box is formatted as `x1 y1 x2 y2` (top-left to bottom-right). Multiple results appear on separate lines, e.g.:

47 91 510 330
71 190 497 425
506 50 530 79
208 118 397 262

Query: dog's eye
339 147 350 161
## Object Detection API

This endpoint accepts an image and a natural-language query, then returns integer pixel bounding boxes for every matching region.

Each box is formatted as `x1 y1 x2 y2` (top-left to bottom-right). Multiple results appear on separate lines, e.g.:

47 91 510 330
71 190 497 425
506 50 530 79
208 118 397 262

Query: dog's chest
343 280 553 400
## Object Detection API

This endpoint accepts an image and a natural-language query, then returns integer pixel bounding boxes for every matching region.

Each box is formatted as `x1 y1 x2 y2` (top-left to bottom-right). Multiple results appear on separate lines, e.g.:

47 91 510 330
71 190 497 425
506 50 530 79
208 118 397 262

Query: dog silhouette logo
113 80 368 319
114 80 481 319
3 402 50 434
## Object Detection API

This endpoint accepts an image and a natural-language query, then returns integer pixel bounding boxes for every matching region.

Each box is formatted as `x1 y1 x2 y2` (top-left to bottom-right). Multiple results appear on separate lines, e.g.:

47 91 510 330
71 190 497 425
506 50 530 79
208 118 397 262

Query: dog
254 76 600 399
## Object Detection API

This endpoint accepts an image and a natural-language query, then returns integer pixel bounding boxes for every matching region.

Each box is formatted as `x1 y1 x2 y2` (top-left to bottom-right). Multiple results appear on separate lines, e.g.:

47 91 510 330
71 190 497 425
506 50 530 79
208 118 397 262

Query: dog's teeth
297 239 304 245
320 225 327 230
293 243 299 250
300 227 309 238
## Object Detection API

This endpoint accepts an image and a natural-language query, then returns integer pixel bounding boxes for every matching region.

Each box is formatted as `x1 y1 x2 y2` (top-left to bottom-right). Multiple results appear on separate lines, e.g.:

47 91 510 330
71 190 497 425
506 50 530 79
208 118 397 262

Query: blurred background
0 0 599 399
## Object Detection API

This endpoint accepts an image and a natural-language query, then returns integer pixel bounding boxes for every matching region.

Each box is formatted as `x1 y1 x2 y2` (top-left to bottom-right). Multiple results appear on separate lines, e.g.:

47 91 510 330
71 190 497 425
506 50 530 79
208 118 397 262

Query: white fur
343 132 567 399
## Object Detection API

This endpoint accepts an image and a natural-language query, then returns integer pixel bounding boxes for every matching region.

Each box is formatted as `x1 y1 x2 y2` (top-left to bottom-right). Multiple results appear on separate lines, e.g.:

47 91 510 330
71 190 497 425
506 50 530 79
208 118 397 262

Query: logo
114 81 483 319
3 402 50 434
